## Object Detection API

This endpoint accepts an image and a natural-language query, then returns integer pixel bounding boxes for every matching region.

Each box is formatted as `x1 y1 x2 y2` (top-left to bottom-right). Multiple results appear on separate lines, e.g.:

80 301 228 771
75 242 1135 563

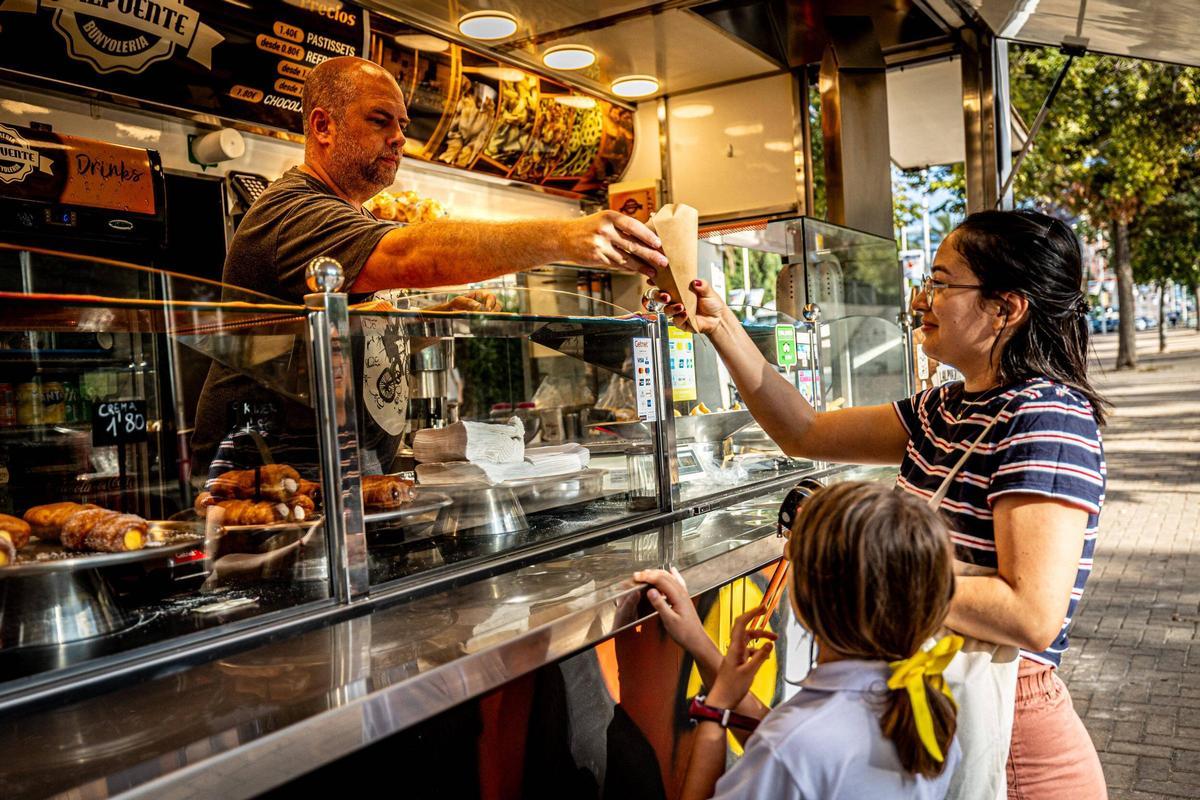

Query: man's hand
567 210 667 277
426 290 500 312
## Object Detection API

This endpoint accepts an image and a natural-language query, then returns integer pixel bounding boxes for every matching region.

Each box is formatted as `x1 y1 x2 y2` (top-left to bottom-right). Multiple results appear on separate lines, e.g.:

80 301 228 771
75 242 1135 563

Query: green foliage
1008 46 1200 226
1131 161 1200 288
721 247 782 304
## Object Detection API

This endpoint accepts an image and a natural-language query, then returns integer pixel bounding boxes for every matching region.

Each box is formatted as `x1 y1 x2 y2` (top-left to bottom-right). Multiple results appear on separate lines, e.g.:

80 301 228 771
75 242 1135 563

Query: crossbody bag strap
927 392 1021 510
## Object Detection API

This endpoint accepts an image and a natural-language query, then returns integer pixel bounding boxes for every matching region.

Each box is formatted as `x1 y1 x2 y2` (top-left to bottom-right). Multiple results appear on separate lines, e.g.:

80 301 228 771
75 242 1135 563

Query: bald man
193 56 665 481
220 55 666 301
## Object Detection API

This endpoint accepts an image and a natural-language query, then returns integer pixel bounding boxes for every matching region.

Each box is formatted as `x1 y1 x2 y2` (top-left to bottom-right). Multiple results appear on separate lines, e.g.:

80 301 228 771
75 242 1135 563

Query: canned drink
62 380 84 424
41 381 65 425
0 383 15 427
16 380 42 426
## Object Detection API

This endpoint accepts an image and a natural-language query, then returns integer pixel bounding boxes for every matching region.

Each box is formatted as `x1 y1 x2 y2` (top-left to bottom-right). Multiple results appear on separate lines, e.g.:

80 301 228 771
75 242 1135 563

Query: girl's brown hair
787 481 957 778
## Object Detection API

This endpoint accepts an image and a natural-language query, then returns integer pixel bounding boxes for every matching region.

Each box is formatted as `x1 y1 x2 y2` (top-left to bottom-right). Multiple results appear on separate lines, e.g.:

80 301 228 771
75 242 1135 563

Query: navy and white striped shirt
893 378 1105 667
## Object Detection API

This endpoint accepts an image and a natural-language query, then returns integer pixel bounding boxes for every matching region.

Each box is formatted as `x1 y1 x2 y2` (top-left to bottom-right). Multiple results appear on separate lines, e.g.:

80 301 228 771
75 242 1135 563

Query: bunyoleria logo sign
0 123 53 184
0 0 223 74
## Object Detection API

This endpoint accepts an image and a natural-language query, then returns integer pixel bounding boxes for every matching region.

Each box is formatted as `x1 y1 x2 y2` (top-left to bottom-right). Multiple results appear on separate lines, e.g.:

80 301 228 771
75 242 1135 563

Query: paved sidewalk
1058 327 1200 799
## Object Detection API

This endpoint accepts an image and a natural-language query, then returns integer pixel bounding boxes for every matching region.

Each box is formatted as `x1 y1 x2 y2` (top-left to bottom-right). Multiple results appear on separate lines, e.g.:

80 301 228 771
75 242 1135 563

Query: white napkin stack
415 443 591 486
412 417 525 464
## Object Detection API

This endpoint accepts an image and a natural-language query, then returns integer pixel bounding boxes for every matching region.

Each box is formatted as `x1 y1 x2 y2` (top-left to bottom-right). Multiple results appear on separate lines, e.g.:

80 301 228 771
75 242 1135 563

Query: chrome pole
305 257 369 601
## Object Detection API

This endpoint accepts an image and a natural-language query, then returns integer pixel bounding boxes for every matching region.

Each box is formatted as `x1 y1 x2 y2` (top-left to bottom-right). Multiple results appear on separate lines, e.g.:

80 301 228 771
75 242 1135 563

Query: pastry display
364 190 446 224
208 465 301 502
201 499 294 526
197 461 321 525
0 513 31 551
194 492 311 525
60 509 147 553
362 475 416 509
23 502 102 541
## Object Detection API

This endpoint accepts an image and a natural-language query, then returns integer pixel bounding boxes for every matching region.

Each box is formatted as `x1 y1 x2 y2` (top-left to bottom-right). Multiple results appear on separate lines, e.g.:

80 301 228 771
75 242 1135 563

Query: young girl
636 481 961 799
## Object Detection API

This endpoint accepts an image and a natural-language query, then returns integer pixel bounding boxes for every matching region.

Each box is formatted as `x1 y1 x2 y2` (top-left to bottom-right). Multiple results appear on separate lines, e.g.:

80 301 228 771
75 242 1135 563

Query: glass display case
345 288 669 589
676 216 908 509
0 234 866 710
0 244 334 691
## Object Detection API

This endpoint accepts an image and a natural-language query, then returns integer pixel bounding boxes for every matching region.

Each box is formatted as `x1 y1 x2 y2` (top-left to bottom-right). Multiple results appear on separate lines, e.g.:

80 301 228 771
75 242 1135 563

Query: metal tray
363 490 453 525
170 508 323 534
2 523 206 578
587 409 753 443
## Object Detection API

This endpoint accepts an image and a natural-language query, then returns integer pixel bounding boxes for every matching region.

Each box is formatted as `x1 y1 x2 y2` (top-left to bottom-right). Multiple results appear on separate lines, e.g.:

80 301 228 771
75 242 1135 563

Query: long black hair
952 209 1108 425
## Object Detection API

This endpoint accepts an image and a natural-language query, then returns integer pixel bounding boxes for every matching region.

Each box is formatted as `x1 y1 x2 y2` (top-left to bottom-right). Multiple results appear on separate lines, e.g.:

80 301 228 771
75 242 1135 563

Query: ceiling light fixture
542 44 596 70
457 10 518 41
611 75 659 98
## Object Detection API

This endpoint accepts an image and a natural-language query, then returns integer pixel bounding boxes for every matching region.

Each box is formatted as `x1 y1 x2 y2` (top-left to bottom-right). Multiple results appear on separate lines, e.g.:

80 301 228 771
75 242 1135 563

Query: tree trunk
1159 281 1167 353
1194 283 1200 332
1113 219 1138 369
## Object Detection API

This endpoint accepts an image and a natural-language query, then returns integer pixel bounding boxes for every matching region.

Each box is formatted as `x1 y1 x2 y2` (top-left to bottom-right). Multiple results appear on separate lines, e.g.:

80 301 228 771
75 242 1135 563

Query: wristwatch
688 695 760 731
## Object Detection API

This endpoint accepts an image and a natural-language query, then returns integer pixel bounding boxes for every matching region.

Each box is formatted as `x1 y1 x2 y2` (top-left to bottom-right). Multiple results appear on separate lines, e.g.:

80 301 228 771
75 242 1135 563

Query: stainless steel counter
2 491 800 799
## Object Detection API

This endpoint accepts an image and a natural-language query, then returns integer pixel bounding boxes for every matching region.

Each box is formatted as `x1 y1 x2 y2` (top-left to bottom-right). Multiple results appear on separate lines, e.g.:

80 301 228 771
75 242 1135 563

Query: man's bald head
302 56 400 136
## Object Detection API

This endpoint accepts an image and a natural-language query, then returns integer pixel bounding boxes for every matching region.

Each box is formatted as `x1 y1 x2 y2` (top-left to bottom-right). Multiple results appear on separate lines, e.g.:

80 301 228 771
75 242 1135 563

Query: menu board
0 0 365 133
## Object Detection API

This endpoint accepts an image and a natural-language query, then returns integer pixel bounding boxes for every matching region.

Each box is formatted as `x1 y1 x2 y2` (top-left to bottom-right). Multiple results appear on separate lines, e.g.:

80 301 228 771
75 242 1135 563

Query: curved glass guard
346 287 663 588
0 247 329 691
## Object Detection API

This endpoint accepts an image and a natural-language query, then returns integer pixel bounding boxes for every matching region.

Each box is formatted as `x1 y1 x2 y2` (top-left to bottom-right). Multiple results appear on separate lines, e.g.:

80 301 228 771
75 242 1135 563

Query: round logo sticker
0 0 225 75
361 310 410 436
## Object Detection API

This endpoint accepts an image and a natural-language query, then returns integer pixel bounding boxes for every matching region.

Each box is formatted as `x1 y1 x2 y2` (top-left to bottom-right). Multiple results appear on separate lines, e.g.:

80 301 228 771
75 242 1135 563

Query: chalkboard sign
92 400 148 446
228 399 280 432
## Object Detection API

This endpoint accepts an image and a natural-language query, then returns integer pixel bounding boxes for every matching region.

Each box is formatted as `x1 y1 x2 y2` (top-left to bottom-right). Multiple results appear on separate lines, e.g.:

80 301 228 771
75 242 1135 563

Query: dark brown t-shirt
191 168 393 468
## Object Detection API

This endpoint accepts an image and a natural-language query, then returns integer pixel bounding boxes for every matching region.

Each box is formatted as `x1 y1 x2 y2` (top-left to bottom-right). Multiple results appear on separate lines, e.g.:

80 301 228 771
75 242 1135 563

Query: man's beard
329 136 400 199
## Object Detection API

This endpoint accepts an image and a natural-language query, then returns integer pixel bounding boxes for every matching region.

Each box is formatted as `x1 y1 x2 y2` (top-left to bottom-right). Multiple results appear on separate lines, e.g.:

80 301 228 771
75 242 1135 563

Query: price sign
92 400 148 446
228 399 280 432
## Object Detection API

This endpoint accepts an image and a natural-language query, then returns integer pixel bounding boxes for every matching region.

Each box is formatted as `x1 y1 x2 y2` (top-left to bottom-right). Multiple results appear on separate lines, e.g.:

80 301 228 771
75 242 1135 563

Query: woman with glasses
646 210 1107 800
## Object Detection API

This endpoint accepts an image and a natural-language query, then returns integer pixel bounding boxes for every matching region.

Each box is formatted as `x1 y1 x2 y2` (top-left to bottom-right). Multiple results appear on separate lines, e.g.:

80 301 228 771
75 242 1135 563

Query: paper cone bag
649 203 699 319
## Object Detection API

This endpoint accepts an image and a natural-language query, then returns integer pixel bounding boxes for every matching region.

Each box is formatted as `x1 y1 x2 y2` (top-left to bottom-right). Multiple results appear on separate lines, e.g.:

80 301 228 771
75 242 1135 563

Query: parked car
1091 310 1119 334
1135 316 1157 331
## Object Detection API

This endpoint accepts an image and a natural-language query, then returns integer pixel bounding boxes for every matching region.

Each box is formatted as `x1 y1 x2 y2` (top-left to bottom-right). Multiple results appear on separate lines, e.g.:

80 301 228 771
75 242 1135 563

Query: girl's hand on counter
705 607 777 709
648 279 732 337
634 567 709 653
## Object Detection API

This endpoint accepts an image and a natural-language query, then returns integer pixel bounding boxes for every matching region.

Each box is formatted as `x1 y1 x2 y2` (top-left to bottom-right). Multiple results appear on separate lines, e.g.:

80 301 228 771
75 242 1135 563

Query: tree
1131 164 1200 349
1008 47 1200 369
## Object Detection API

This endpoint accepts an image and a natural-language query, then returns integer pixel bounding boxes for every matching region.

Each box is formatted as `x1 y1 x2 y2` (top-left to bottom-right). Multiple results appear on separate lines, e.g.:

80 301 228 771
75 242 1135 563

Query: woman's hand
634 567 710 654
646 279 731 336
705 607 777 709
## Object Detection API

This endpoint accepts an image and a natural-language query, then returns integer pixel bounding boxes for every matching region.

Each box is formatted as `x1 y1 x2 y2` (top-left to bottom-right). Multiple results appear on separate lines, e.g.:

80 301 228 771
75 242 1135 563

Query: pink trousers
1006 659 1107 799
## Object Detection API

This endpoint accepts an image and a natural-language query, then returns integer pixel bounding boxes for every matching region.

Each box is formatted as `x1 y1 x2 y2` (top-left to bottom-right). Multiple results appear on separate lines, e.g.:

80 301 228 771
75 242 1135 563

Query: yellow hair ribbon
887 634 964 762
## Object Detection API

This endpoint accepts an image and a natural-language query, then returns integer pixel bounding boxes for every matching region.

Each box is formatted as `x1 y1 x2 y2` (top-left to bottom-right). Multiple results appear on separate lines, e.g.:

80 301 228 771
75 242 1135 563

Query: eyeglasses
917 275 984 307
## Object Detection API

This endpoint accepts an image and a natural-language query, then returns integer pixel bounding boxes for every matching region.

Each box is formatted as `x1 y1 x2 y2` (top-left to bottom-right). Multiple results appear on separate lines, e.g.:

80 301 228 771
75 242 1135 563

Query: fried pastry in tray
0 512 27 565
361 475 415 509
0 512 31 551
208 465 301 502
22 502 102 541
194 493 312 525
59 508 147 552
